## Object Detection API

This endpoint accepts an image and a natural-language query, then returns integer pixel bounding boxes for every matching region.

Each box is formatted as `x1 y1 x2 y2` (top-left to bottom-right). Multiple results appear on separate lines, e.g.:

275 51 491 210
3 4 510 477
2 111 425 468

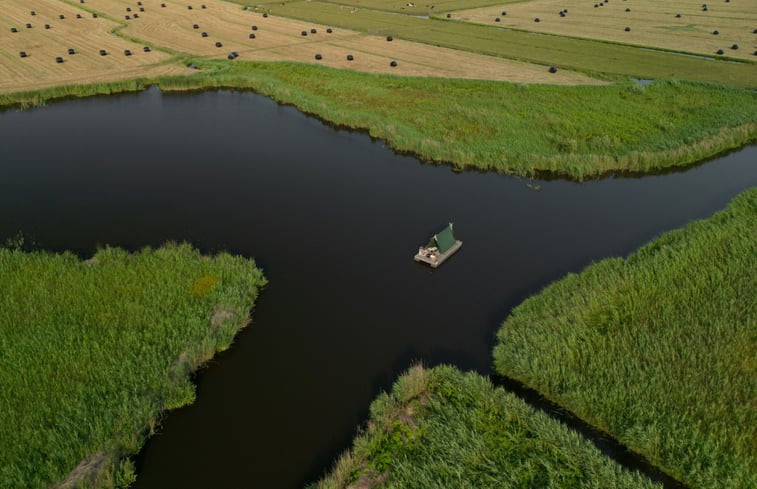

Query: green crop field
240 0 757 88
311 365 661 489
494 187 757 489
0 244 266 488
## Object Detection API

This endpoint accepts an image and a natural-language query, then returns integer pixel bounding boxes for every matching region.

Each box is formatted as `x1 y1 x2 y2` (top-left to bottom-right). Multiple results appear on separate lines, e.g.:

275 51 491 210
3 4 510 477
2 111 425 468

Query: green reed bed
494 188 757 489
312 365 660 489
0 244 266 489
2 60 755 178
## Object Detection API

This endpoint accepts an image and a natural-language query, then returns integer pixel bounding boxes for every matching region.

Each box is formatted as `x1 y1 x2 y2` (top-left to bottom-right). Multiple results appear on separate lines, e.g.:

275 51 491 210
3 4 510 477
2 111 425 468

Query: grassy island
0 244 266 489
494 187 757 488
311 365 661 489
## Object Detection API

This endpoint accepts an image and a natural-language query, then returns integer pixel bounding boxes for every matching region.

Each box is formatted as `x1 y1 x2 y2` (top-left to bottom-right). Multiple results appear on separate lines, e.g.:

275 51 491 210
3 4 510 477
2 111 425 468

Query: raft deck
414 240 462 268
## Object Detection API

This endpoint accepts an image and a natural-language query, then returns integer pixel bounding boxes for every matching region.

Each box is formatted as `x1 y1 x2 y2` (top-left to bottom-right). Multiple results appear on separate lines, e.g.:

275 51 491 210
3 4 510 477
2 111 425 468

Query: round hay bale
625 7 630 11
716 49 724 54
126 7 131 12
753 28 757 33
228 53 235 60
188 5 193 10
446 13 451 18
624 26 630 31
495 17 500 22
249 33 256 38
93 13 97 17
68 48 75 54
263 13 268 17
139 7 144 12
26 23 32 28
193 24 199 29
138 1 142 4
731 43 738 49
31 11 36 16
133 13 139 18
702 6 707 10
713 30 719 34
125 15 130 20
501 10 507 15
327 28 333 33
548 66 557 73
534 17 540 22
315 53 322 60
675 13 681 17
594 4 599 7
347 54 354 60
76 13 82 18
45 24 50 29
59 14 65 19
390 60 397 67
161 3 166 7
215 41 223 47
202 4 207 8
202 31 208 37
252 25 258 30
19 51 27 58
387 35 393 41
10 27 18 32
56 56 64 63
100 49 107 56
311 28 317 33
124 49 132 56
559 11 565 17
753 50 757 55
144 46 151 52
301 30 307 36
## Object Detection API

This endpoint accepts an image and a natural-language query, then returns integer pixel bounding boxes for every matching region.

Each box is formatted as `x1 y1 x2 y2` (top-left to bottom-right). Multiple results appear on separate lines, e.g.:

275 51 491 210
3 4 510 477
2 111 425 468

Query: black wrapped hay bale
675 13 681 17
713 30 719 34
125 15 130 20
559 11 565 17
188 5 193 10
202 31 208 37
93 13 97 17
144 46 151 52
45 24 51 29
26 23 32 28
193 24 199 29
390 60 397 67
446 13 451 18
625 7 630 11
31 10 36 15
249 33 255 38
252 25 258 30
59 14 65 19
327 28 333 33
56 56 64 63
100 49 107 55
263 13 268 17
139 7 144 12
126 7 131 12
534 17 540 22
624 26 631 31
501 10 507 15
495 17 500 22
10 27 18 33
215 41 223 47
133 13 139 18
731 43 738 49
124 49 132 56
301 30 307 36
347 54 354 60
548 66 557 73
161 3 166 7
19 51 27 58
68 48 75 54
202 4 207 8
716 49 724 54
311 28 317 33
387 35 393 41
76 13 82 18
315 53 322 60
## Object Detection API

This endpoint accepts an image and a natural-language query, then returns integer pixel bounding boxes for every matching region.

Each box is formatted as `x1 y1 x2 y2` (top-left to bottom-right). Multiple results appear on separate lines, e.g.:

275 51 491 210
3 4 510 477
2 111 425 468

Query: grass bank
241 1 757 88
493 187 757 489
0 243 266 489
2 59 755 179
311 365 661 488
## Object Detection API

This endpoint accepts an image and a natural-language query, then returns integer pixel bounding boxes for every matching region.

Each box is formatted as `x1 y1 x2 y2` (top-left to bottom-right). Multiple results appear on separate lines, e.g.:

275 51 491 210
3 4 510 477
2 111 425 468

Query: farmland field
455 0 757 61
0 0 188 93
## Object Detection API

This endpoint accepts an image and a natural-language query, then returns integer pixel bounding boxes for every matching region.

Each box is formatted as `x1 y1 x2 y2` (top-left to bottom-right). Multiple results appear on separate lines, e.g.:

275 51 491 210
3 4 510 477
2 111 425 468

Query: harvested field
456 0 757 61
0 0 186 93
81 0 600 84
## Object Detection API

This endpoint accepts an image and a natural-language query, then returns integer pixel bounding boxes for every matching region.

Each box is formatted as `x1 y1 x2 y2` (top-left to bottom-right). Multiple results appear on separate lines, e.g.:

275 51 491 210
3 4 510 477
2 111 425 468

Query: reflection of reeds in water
495 188 757 489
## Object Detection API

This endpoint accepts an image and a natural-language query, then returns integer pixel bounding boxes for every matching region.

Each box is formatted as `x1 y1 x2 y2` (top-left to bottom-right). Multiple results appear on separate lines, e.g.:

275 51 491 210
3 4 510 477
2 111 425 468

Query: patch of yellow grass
454 0 757 61
0 0 189 93
80 0 603 84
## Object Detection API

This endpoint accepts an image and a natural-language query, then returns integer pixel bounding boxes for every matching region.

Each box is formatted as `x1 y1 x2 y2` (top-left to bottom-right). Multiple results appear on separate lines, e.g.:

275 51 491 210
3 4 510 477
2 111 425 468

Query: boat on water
414 223 462 268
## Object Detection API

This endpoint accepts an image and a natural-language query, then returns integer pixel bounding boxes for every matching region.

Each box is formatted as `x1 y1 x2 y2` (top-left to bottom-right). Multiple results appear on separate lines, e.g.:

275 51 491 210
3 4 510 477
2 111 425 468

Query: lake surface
1 87 755 488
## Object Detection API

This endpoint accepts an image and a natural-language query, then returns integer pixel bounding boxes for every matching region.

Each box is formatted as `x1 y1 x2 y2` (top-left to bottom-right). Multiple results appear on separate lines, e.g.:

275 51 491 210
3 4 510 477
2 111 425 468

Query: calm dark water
1 87 755 489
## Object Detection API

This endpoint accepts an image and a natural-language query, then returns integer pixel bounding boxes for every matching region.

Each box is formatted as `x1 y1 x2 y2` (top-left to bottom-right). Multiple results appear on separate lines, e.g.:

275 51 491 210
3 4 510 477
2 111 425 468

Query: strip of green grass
2 60 755 178
235 1 757 88
494 187 757 489
312 0 511 14
0 244 266 489
311 365 661 488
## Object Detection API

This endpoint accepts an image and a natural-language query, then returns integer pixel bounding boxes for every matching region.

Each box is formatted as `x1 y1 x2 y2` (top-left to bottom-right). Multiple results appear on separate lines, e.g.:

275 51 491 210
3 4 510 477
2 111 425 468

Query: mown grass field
2 59 755 178
0 244 266 489
316 0 511 14
311 365 661 489
494 188 757 489
456 0 757 61
242 0 757 88
0 0 188 93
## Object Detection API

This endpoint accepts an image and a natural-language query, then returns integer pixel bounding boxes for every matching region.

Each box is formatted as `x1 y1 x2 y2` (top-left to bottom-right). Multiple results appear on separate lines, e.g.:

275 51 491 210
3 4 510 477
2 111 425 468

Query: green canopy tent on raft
414 223 462 268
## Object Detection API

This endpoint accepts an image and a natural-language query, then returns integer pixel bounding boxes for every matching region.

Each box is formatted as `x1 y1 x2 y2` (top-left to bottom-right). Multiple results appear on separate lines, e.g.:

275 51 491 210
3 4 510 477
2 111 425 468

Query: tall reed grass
494 188 756 488
311 365 661 488
0 244 266 488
